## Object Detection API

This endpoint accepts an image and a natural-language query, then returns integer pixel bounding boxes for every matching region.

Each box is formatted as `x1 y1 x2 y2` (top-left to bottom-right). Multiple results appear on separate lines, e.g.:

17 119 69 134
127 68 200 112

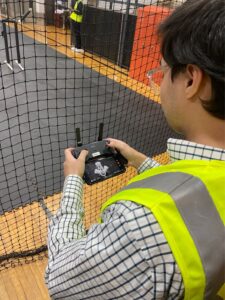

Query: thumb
64 148 75 160
78 149 88 161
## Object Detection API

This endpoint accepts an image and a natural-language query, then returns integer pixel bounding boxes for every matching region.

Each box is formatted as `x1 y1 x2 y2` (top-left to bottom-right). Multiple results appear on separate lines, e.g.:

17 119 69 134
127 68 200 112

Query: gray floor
0 26 178 214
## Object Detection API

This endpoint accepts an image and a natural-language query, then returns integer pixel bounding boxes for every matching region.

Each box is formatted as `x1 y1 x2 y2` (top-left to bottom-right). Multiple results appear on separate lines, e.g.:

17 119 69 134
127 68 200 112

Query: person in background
45 0 225 299
70 0 84 53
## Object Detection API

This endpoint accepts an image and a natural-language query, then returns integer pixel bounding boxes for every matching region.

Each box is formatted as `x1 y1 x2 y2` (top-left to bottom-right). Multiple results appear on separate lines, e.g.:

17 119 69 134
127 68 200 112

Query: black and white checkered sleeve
138 157 161 174
45 175 85 281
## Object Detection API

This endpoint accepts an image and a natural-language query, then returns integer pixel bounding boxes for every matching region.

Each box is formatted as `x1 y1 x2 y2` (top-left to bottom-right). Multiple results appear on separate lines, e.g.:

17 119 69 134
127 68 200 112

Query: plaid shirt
45 138 225 299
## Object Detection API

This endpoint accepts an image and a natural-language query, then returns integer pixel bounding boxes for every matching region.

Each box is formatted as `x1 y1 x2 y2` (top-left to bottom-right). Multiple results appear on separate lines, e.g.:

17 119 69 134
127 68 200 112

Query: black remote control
73 140 127 185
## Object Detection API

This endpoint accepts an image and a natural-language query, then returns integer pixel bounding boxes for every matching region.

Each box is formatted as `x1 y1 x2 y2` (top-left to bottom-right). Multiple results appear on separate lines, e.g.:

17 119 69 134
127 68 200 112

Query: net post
2 21 13 71
14 21 24 70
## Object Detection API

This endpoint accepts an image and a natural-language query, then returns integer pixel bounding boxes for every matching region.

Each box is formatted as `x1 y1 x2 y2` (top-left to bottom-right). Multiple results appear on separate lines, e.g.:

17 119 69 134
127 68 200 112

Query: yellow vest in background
70 0 83 23
101 160 225 300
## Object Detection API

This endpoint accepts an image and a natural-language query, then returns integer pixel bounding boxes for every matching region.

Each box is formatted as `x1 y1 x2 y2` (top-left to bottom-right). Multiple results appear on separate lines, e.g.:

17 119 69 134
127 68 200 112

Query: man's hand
64 148 88 178
106 138 147 169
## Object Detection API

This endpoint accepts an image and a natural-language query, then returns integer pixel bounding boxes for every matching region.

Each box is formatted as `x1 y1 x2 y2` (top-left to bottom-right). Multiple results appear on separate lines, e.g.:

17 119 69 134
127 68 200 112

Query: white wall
97 0 185 14
36 0 45 13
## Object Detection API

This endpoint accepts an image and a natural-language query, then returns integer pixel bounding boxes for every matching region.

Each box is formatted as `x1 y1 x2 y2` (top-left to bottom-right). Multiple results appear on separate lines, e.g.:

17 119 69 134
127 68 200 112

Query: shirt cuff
64 174 83 189
137 157 160 174
62 175 84 206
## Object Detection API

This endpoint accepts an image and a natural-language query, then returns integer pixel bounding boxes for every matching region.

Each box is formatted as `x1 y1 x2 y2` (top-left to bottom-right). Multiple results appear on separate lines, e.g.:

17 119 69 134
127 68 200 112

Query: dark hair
158 0 225 120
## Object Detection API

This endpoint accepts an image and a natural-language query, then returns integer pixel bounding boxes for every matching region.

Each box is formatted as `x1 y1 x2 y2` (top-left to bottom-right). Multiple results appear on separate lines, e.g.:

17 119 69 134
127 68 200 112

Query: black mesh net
0 0 184 270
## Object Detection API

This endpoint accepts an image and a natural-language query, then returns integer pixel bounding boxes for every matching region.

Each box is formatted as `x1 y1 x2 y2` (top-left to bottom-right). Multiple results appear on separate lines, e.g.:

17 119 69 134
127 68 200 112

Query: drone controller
72 124 127 185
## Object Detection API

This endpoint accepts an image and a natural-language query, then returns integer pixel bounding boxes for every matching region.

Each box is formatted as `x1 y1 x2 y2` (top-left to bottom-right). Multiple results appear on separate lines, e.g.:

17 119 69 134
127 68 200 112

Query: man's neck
183 110 225 150
186 128 225 150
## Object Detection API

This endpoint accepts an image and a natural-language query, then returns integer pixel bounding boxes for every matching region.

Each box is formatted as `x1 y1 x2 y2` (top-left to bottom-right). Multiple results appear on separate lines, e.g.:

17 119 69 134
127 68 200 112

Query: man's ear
185 64 203 100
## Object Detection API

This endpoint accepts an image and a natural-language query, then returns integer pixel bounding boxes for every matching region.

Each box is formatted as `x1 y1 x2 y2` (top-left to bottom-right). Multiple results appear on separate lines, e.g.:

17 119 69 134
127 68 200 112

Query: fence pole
2 21 14 70
117 0 131 67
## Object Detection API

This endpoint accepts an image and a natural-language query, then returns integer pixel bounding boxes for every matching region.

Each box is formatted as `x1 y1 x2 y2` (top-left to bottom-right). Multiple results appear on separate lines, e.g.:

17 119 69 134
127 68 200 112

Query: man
70 0 84 53
45 0 225 298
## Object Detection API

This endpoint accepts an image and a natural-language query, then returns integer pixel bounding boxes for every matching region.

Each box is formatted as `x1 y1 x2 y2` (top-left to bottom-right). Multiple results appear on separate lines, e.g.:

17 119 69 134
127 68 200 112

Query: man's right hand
106 138 147 169
64 148 88 178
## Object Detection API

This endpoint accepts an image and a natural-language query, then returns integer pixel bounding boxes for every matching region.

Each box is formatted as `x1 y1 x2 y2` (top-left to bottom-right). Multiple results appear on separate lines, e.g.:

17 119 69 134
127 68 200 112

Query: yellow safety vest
101 160 225 299
70 0 83 23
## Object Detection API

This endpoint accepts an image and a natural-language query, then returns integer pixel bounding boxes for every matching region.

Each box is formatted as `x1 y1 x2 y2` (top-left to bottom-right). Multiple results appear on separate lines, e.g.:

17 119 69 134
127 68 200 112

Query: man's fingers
64 148 88 161
106 138 124 151
106 138 118 147
106 138 119 144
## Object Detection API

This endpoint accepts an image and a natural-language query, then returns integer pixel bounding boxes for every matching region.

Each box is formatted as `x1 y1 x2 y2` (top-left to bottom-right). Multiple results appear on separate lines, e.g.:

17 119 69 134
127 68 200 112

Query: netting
0 0 184 270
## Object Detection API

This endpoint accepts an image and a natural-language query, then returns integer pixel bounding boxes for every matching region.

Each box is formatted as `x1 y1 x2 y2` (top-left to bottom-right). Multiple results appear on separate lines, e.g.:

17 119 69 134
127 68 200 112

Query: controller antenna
98 123 104 141
76 128 82 146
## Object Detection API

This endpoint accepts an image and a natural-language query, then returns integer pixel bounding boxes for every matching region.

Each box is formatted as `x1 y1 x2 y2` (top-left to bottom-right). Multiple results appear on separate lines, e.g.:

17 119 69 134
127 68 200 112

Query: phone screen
84 156 125 184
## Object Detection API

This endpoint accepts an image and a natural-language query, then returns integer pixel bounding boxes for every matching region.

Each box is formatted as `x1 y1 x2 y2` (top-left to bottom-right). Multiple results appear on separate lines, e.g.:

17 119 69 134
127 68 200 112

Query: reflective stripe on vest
70 0 83 23
101 160 225 300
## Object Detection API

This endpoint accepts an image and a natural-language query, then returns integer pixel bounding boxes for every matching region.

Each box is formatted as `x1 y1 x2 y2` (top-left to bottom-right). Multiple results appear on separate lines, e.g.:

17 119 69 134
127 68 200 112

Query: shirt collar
167 138 225 162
